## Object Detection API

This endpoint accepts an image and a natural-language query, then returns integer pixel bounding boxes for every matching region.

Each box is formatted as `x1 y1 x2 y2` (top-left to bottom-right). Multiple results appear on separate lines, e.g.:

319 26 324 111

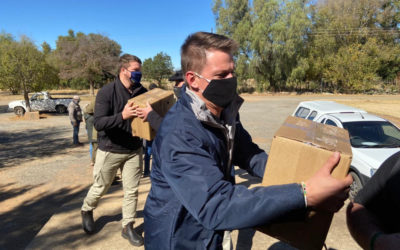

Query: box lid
128 88 174 107
275 116 352 156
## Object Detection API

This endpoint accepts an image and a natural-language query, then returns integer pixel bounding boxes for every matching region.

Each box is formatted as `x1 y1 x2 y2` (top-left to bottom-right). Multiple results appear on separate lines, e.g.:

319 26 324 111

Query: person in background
80 54 147 247
137 71 185 177
346 151 400 250
83 96 97 166
169 70 185 99
68 95 83 146
143 31 353 250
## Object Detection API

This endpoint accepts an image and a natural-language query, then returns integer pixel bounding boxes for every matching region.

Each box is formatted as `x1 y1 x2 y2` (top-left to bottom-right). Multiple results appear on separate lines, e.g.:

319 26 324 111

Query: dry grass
332 99 400 126
335 99 400 118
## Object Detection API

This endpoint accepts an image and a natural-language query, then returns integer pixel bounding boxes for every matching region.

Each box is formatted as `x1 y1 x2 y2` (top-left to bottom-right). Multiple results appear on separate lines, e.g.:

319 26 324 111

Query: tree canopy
52 30 121 95
142 52 174 86
0 33 58 110
213 0 400 93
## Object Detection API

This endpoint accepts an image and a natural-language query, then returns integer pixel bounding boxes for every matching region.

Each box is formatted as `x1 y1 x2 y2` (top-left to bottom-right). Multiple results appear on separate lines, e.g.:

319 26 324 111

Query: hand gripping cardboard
258 116 352 250
128 88 175 141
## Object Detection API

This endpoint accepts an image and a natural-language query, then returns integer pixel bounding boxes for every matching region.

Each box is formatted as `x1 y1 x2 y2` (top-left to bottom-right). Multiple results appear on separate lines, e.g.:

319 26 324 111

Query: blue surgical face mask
130 71 142 84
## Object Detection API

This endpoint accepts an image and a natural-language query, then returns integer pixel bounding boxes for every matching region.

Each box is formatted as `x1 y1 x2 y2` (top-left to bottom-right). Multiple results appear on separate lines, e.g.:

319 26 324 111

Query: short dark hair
118 54 142 73
180 32 238 74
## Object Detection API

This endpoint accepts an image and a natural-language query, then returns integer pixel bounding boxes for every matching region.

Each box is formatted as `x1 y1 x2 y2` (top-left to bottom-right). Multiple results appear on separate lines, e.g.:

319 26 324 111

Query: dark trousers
72 121 81 144
144 140 152 175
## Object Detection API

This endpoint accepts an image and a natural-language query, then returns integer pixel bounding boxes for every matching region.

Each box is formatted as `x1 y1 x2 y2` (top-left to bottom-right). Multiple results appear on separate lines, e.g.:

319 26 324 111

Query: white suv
293 101 400 199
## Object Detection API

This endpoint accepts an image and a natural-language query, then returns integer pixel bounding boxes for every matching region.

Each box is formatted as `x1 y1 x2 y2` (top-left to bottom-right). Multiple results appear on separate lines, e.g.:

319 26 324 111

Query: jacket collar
116 76 145 96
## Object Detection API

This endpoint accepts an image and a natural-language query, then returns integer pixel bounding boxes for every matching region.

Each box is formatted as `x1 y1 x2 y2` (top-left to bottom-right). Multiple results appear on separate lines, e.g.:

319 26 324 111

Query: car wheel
349 171 363 201
56 105 67 114
14 106 25 117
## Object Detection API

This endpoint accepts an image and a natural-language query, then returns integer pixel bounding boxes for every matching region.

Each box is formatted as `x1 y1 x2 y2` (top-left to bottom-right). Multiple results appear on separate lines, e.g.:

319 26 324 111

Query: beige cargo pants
82 148 143 227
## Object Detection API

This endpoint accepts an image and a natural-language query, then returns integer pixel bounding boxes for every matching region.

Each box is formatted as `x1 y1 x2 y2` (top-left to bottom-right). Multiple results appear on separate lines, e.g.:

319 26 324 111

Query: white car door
30 93 53 111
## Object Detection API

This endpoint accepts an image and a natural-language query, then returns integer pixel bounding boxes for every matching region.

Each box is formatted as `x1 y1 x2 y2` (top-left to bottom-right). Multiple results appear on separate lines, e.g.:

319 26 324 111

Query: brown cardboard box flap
275 116 352 156
128 88 175 141
258 116 352 250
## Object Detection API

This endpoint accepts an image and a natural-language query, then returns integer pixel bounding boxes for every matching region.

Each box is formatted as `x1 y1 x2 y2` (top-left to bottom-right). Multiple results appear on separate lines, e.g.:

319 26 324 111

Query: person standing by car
68 95 83 146
80 54 147 247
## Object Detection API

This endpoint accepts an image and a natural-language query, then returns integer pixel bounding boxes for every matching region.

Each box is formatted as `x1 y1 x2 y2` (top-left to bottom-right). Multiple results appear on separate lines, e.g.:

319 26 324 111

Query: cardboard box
128 88 175 141
258 116 352 250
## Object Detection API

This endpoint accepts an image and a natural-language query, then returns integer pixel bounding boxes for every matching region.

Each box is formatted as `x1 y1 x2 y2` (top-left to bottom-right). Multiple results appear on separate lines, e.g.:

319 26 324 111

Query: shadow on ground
0 105 9 113
26 183 144 249
0 184 89 250
0 127 72 168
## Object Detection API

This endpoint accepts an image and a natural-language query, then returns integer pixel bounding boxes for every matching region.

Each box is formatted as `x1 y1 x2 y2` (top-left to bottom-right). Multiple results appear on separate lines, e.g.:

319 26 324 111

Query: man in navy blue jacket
144 32 353 250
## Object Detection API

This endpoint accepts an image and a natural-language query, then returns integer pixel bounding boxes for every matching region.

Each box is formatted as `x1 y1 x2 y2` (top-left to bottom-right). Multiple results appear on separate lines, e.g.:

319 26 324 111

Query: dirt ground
1 91 399 250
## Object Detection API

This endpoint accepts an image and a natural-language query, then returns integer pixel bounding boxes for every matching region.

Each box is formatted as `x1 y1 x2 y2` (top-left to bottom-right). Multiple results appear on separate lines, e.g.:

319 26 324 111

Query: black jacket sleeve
94 86 124 132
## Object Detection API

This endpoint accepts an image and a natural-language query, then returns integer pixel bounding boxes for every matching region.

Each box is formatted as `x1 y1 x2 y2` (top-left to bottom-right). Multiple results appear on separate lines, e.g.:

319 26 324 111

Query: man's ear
185 71 199 90
120 67 127 77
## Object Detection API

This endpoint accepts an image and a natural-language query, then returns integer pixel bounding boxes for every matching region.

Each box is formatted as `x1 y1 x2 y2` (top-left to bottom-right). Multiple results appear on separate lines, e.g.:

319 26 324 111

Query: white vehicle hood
8 100 26 109
353 148 400 169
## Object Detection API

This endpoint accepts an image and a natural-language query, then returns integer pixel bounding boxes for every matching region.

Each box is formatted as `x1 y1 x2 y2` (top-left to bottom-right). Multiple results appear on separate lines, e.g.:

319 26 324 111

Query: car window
343 121 400 148
307 111 318 120
326 119 337 127
320 118 326 123
295 107 310 118
382 124 400 141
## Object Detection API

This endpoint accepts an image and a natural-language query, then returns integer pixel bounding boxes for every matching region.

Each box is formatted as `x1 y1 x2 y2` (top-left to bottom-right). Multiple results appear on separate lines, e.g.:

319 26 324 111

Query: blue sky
0 0 216 69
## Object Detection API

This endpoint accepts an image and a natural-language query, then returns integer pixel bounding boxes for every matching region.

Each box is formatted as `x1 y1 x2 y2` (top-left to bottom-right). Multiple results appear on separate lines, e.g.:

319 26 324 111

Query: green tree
213 0 400 93
213 0 312 91
142 52 173 85
41 41 51 55
250 0 311 91
52 30 121 95
323 42 380 93
0 34 59 111
213 0 253 87
307 0 400 91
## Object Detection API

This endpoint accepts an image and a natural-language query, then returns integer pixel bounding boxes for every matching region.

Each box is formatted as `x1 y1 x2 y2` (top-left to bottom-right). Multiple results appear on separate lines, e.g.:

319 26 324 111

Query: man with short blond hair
144 32 352 249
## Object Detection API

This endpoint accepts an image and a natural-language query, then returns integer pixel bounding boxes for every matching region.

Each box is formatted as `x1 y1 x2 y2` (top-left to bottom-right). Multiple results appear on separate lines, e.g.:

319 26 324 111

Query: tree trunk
24 89 31 112
90 81 94 96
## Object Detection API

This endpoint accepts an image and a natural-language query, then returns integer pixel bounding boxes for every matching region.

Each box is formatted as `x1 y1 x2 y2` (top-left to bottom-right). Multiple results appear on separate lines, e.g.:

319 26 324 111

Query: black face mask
173 86 182 99
202 77 238 108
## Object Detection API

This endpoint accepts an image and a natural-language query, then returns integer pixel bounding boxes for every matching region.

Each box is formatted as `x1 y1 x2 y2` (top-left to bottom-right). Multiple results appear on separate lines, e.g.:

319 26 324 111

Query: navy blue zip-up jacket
94 77 147 153
144 87 306 249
